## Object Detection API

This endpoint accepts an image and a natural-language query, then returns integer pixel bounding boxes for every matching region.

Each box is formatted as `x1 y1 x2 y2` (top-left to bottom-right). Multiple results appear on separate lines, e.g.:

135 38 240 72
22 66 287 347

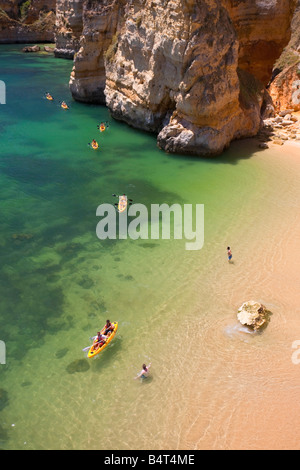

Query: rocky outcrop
257 109 300 147
269 63 300 112
268 1 300 113
69 0 297 156
237 301 271 331
0 1 56 43
54 0 83 59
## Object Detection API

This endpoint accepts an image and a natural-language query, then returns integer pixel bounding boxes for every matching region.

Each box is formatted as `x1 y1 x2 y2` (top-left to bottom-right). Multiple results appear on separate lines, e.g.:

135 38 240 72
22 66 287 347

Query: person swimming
134 363 151 380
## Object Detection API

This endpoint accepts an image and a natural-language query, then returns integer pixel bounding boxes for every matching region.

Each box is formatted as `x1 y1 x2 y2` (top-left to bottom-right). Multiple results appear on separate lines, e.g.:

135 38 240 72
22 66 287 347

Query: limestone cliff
268 0 300 112
0 0 56 43
54 0 83 59
224 0 297 85
69 0 120 103
69 0 296 156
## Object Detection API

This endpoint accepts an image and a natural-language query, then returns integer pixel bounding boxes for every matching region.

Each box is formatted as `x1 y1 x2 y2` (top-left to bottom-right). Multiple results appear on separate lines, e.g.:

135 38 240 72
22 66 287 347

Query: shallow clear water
0 46 300 450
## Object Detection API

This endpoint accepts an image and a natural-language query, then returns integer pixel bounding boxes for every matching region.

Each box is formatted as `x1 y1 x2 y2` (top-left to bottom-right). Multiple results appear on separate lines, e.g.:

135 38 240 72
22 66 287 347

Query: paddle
97 121 109 130
82 336 97 352
112 194 133 202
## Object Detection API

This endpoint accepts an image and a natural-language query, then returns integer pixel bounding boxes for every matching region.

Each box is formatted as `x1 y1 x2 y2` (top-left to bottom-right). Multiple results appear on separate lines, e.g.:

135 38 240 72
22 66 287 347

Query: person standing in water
227 246 233 262
134 363 151 380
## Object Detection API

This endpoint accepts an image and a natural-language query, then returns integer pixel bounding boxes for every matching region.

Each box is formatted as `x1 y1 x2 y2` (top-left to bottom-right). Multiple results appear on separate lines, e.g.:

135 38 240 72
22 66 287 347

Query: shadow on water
108 177 185 206
138 375 154 385
162 137 266 166
66 358 90 374
90 336 123 374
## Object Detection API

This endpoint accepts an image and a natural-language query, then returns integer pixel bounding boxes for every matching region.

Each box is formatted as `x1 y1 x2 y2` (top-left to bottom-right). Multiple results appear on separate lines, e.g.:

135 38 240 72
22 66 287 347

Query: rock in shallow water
237 301 271 331
66 359 90 374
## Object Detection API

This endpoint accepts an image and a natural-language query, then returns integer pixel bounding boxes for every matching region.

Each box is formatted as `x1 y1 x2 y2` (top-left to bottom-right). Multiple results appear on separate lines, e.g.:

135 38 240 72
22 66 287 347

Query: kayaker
134 363 151 380
104 320 114 336
90 139 99 149
94 332 107 350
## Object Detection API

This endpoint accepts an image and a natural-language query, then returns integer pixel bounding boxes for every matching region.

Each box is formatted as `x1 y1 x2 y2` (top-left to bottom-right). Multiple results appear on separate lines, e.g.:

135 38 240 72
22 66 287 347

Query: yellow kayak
88 322 118 358
91 141 99 150
61 102 69 109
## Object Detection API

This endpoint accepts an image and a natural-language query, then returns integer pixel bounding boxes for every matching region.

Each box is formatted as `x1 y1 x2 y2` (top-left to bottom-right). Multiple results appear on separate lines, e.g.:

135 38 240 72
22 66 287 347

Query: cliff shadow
163 136 267 166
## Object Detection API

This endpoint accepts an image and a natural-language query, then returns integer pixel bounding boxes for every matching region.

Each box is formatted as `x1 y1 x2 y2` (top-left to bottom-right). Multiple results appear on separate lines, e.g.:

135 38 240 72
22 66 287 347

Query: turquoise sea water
1 45 299 450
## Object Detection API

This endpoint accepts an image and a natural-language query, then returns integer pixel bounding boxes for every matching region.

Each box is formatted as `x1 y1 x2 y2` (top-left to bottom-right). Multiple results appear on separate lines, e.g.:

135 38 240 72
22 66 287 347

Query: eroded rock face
267 2 300 113
269 63 300 112
104 0 266 155
54 0 84 59
69 0 297 156
0 0 56 43
223 0 297 85
69 0 120 103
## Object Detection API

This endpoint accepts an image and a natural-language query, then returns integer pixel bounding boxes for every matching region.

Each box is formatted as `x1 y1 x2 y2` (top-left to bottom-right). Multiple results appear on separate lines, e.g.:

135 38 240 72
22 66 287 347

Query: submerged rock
44 46 54 53
12 233 33 241
0 388 9 411
55 347 69 359
66 359 90 374
237 301 271 331
0 424 9 443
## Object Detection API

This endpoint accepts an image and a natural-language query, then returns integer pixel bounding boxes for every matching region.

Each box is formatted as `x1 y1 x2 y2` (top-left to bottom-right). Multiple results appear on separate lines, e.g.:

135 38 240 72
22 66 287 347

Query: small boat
87 321 118 358
61 102 69 110
91 141 99 150
117 195 127 213
46 93 53 101
97 122 108 133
